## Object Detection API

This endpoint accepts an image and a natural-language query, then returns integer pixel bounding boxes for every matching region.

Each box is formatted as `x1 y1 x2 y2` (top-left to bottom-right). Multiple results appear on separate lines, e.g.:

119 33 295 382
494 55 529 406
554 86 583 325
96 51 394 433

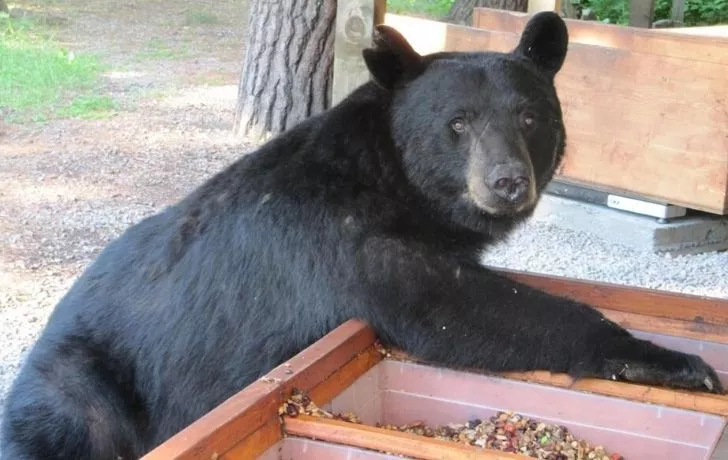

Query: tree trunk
445 0 528 25
234 0 337 141
1 0 9 14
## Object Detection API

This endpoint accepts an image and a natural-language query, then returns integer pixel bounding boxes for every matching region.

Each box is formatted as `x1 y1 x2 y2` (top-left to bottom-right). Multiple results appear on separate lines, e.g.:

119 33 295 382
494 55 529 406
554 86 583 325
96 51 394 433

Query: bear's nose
488 165 530 204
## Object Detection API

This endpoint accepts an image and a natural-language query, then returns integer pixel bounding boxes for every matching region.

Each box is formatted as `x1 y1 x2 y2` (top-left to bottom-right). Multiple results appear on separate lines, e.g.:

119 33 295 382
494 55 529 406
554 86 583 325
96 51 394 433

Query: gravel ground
481 219 728 299
1 0 727 446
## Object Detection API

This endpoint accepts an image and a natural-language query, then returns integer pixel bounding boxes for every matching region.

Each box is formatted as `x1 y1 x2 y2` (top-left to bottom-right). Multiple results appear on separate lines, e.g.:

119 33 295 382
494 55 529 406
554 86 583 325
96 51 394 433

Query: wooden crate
379 10 728 215
144 269 728 460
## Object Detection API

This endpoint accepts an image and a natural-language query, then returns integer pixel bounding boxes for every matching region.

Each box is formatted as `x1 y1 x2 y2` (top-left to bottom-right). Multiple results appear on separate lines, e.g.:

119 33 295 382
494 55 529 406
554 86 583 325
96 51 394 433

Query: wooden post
331 0 386 106
629 0 655 27
527 0 561 14
671 0 685 22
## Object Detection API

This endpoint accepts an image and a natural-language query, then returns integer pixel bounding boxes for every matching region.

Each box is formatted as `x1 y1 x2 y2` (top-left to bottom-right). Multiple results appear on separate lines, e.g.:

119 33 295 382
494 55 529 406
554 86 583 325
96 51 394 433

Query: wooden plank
331 0 387 106
283 414 526 459
221 345 383 459
472 7 728 64
308 343 383 405
383 13 728 214
142 319 378 460
491 268 728 344
383 350 728 417
219 416 281 460
499 370 728 417
493 268 728 326
662 25 728 37
599 308 728 346
629 0 656 28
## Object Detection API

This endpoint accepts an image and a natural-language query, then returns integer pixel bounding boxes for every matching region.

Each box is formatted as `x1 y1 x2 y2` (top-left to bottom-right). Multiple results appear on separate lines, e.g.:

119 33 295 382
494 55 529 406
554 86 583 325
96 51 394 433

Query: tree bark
234 0 337 141
445 0 528 25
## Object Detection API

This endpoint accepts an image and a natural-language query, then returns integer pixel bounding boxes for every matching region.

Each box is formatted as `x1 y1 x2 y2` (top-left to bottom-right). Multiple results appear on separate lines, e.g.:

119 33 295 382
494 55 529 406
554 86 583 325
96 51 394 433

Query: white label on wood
607 194 687 219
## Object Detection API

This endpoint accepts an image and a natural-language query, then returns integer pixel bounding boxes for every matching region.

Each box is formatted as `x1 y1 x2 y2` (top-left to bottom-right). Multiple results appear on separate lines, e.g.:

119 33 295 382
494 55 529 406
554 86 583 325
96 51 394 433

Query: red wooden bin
143 269 728 460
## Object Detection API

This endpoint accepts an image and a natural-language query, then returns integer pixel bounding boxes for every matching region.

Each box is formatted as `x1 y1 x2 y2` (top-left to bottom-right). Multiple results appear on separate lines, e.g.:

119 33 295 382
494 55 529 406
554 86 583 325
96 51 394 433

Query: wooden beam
220 347 383 459
217 417 280 460
671 0 685 22
283 414 526 459
598 308 728 345
471 7 728 63
491 268 728 344
494 268 728 326
331 0 387 106
384 349 728 417
500 370 728 417
142 320 379 460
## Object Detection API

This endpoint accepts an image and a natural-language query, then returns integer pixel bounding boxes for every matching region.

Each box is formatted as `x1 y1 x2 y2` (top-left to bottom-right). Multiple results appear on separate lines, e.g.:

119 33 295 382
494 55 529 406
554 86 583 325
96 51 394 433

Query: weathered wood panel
331 0 387 105
384 12 728 214
629 0 655 28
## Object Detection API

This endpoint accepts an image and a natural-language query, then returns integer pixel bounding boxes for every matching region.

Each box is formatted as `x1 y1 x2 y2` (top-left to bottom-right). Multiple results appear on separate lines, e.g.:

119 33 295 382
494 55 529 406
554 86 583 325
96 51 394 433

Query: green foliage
576 0 727 26
652 0 672 21
681 0 728 25
0 14 114 123
386 0 455 18
578 0 629 24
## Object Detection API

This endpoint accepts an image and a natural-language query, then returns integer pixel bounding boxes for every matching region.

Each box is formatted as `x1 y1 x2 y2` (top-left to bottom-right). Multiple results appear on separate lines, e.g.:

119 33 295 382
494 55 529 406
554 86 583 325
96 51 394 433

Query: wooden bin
144 269 728 460
379 10 728 215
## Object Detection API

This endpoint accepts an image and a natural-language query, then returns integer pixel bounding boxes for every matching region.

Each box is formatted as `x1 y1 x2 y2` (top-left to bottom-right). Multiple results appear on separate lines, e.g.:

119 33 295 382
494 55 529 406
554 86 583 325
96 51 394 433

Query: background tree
1 0 9 14
234 0 337 141
445 0 528 24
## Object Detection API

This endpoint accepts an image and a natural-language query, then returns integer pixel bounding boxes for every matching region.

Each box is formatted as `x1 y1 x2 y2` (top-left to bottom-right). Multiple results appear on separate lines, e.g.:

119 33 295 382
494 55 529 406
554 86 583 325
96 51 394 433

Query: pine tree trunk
446 0 528 25
234 0 337 141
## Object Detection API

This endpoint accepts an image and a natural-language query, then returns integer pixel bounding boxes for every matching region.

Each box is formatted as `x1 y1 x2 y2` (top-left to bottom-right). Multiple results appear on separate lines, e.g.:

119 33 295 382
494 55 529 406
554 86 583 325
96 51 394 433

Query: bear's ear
513 11 569 77
363 25 425 90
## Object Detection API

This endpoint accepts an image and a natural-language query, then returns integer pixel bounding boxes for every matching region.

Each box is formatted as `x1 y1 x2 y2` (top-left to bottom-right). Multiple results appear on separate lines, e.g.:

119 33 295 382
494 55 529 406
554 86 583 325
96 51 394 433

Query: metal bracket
545 181 687 222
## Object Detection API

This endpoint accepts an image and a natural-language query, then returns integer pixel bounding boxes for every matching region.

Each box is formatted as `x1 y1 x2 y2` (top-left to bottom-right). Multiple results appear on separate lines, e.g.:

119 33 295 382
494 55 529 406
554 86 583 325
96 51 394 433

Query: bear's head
363 12 569 234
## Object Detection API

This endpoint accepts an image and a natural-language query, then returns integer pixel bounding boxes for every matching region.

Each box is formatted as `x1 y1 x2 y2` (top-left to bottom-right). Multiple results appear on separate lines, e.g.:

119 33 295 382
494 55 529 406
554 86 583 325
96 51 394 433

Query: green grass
55 95 117 119
135 37 189 61
184 9 220 26
0 13 114 122
386 0 454 18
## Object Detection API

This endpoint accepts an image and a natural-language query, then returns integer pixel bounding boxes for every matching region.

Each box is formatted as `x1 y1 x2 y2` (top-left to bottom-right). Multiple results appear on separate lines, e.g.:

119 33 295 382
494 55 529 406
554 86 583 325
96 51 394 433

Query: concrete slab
711 426 728 460
531 194 728 255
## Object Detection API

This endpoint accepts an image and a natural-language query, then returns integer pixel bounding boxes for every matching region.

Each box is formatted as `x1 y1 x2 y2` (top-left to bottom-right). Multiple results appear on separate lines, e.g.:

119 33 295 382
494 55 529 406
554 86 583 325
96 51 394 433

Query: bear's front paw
599 346 724 394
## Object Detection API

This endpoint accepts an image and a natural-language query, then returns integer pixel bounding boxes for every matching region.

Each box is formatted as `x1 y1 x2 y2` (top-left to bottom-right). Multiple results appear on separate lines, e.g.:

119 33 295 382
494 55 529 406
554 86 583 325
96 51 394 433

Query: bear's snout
487 163 531 204
467 157 537 216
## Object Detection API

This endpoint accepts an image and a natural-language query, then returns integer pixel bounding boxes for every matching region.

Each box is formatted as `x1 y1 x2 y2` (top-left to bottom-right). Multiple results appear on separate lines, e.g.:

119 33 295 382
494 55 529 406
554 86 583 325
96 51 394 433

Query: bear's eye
521 112 536 129
450 118 466 134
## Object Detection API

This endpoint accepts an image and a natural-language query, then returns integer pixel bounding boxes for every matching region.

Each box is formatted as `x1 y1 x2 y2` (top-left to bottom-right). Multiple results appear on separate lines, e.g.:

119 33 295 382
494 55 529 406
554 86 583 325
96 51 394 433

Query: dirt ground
0 0 256 410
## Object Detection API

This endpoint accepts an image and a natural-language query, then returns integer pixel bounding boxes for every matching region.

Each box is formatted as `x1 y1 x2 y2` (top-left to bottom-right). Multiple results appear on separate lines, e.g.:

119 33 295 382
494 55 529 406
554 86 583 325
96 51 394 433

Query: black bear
1 11 722 460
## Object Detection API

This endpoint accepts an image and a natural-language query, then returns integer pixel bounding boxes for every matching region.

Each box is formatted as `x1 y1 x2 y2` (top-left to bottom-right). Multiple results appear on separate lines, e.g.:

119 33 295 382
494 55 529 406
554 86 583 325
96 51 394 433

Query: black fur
1 12 722 460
